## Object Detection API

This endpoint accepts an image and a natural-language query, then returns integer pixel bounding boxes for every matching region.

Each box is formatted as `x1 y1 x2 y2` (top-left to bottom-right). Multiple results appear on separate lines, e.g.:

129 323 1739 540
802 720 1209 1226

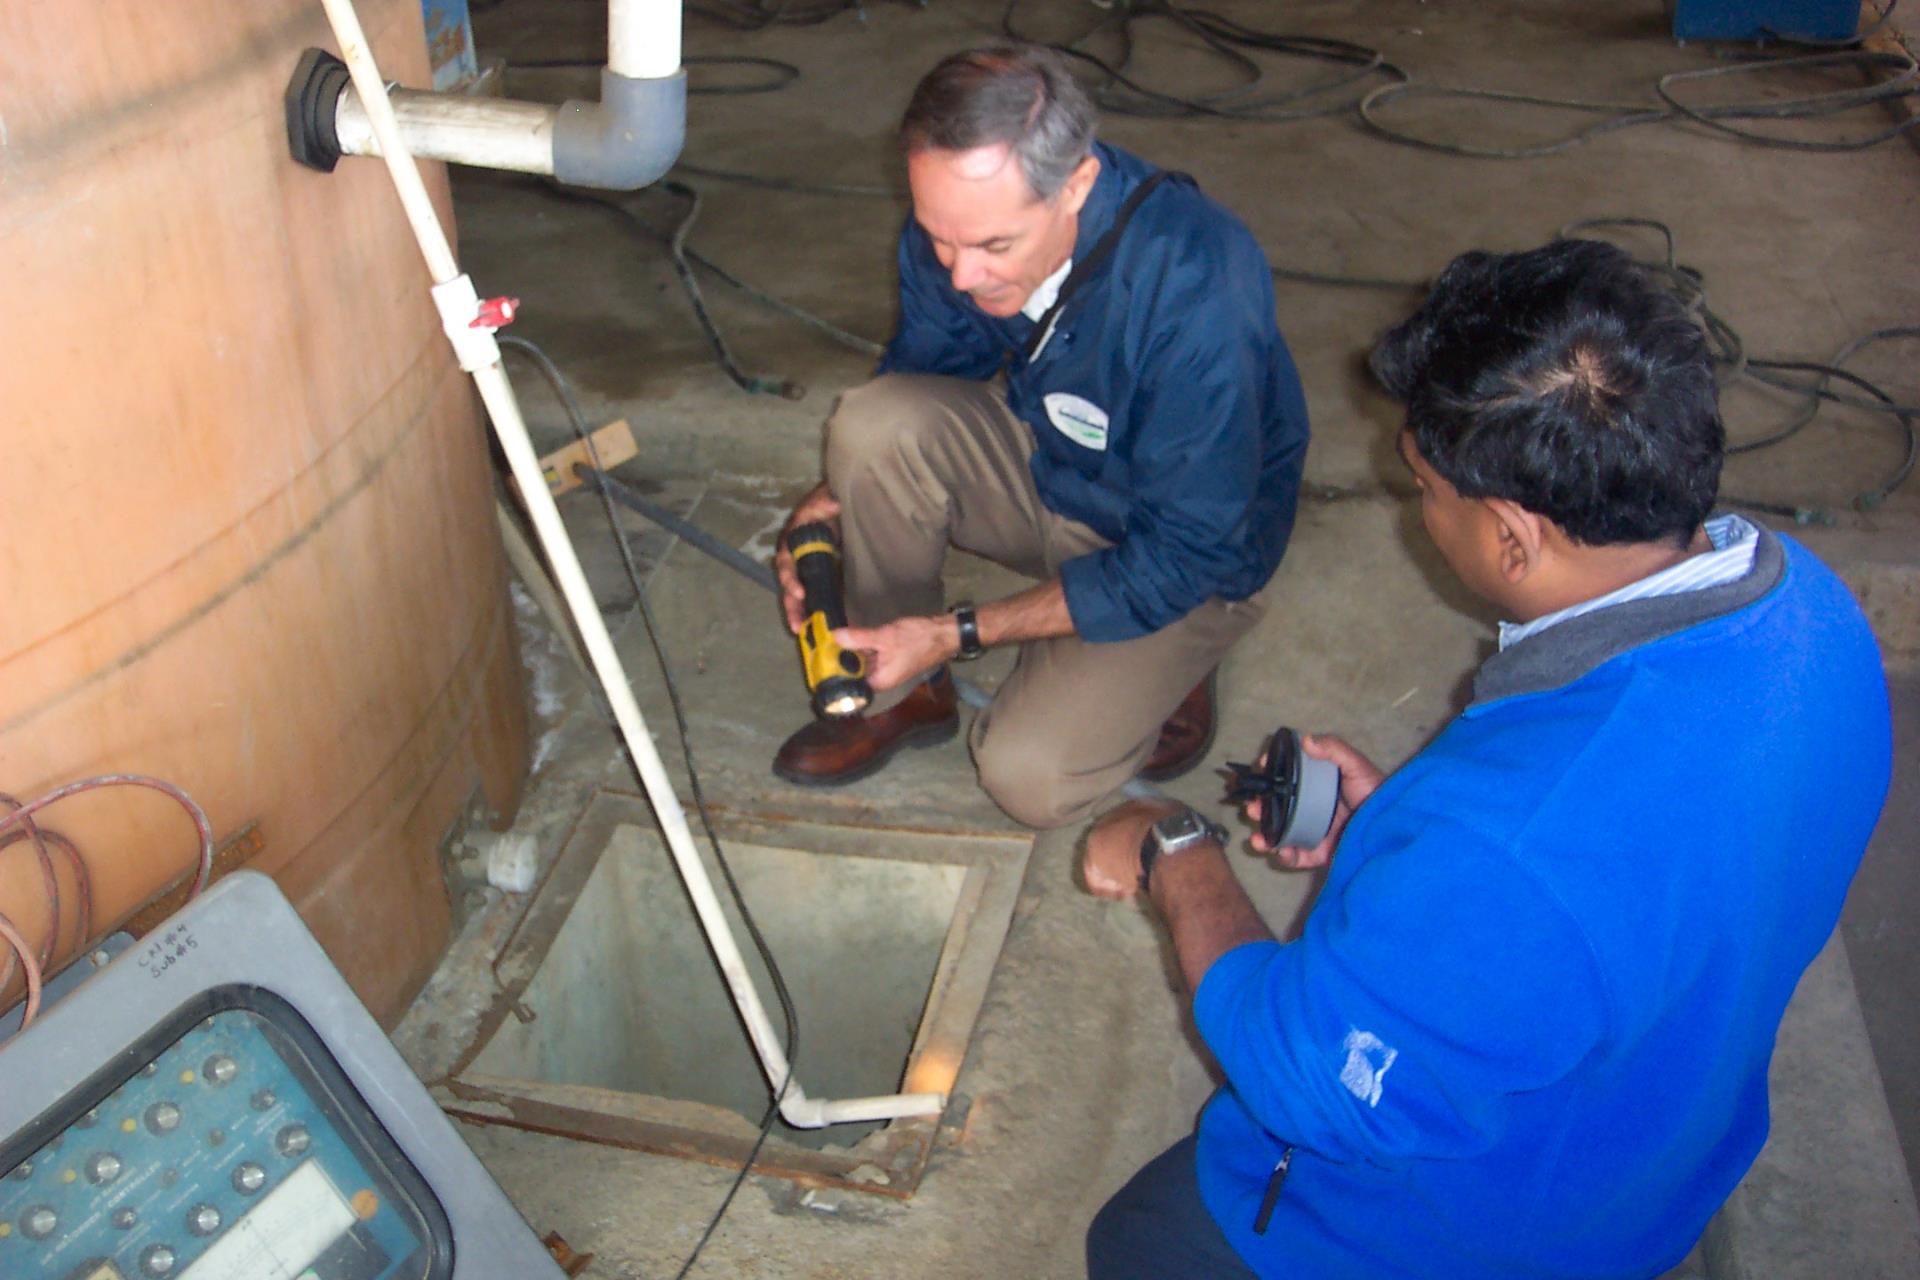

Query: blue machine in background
423 0 479 91
1672 0 1862 41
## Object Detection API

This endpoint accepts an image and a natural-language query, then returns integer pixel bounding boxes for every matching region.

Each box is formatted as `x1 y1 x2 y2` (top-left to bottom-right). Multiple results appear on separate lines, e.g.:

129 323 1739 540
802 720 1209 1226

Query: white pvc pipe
317 0 940 1131
336 89 557 175
610 0 682 80
783 1091 950 1128
319 1 458 281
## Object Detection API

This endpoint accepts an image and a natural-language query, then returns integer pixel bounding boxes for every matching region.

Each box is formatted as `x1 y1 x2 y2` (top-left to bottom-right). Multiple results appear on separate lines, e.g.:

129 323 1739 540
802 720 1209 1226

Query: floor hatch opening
438 790 1031 1197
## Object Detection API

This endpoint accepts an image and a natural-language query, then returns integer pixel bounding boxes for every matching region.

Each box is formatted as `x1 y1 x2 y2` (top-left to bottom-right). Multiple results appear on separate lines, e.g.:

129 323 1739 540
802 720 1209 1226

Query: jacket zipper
1253 1146 1294 1235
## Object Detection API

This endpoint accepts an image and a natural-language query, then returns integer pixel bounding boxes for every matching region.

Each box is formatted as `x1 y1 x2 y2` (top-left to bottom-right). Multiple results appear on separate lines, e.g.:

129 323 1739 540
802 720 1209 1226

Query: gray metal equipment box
0 870 565 1280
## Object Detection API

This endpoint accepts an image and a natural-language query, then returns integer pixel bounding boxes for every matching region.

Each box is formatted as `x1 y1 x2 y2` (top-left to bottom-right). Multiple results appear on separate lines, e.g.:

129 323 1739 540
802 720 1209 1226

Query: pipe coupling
553 68 687 192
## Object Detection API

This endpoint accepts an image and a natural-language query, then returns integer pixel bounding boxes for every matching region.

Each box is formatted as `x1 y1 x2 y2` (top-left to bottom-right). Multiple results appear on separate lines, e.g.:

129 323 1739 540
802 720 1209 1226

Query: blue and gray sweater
877 142 1309 642
1194 528 1892 1277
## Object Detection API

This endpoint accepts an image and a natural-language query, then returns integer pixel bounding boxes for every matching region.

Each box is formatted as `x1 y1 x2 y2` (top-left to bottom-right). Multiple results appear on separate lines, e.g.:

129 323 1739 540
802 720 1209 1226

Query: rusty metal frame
433 789 1031 1197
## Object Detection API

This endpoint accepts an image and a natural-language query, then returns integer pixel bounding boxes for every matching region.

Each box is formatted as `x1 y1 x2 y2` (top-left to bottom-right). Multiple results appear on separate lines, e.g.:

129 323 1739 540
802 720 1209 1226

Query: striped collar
1498 514 1761 651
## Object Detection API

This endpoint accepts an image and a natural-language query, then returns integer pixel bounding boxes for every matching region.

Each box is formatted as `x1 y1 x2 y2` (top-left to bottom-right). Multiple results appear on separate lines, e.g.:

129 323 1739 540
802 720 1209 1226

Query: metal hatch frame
434 789 1032 1198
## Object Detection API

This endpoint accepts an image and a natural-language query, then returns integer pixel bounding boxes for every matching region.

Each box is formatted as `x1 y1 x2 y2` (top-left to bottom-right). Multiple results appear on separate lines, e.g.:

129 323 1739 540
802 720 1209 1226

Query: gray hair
900 44 1098 201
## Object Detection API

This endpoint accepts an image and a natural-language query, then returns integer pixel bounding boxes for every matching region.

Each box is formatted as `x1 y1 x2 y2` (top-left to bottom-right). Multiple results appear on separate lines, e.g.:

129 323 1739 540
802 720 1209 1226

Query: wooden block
528 419 638 497
541 1231 594 1278
1861 7 1918 148
1862 0 1914 60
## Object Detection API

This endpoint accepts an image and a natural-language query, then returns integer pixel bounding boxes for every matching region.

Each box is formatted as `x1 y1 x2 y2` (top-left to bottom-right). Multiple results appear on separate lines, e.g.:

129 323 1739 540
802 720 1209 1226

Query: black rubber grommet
285 47 351 173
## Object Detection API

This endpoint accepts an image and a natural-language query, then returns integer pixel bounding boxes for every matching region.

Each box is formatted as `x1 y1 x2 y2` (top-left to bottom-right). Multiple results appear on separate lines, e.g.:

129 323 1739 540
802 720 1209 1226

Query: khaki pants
825 374 1266 829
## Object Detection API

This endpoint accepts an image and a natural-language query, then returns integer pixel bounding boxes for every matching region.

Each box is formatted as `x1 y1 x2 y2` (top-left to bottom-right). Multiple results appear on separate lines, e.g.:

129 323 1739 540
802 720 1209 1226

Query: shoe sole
1137 670 1220 784
770 715 961 789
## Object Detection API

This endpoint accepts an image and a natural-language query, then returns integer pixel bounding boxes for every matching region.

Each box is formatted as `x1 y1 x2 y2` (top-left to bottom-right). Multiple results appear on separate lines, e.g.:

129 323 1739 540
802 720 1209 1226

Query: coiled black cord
1361 47 1919 158
536 177 884 383
1002 0 1407 121
994 0 1915 154
1559 219 1916 515
688 0 886 31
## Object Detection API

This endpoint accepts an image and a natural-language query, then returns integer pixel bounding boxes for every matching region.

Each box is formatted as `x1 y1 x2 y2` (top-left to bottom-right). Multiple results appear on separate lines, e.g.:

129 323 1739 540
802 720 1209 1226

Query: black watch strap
1139 809 1227 892
952 603 985 661
1138 829 1162 893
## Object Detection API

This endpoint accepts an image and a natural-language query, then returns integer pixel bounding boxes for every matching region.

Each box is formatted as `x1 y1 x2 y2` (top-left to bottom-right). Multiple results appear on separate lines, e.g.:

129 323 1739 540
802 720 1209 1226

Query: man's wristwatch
951 602 985 662
1138 807 1229 892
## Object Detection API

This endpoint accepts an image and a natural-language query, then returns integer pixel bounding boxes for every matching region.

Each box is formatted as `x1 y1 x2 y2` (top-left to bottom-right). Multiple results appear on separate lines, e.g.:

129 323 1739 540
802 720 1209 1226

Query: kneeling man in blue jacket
1079 238 1893 1279
769 44 1309 827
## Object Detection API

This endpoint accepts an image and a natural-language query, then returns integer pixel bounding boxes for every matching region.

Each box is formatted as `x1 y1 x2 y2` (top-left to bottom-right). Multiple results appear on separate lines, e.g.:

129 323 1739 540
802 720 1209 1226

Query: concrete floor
398 1 1919 1274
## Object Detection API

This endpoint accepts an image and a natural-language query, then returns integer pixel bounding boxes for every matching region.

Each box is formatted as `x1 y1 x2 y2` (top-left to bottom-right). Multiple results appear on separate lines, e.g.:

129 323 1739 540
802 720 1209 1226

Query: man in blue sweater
1080 239 1892 1278
769 44 1309 827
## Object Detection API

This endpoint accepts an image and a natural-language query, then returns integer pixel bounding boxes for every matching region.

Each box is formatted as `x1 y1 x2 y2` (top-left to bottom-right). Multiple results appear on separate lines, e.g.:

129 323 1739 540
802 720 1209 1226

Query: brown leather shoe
1139 670 1217 783
773 668 960 786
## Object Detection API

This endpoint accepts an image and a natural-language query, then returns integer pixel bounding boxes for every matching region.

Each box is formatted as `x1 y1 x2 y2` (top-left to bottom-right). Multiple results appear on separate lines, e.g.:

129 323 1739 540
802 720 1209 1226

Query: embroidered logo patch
1042 392 1110 451
1339 1029 1398 1108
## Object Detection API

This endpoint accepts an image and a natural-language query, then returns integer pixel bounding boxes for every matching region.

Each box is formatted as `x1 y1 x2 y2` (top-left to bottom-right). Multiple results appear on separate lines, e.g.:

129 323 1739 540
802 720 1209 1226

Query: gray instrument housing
0 869 565 1279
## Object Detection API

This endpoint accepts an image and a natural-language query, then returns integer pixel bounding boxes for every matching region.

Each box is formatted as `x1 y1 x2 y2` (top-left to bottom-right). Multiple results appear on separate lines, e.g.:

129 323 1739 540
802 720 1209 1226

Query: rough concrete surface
391 1 1919 1275
1707 937 1920 1279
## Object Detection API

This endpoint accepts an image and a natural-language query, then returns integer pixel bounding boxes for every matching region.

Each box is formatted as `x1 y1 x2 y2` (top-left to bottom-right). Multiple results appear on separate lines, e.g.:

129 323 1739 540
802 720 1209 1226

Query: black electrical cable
1801 325 1920 418
687 0 876 32
580 468 781 593
1654 49 1920 151
497 335 801 1280
657 180 808 398
539 178 808 398
539 177 886 365
1746 348 1920 417
1741 341 1918 508
1557 216 1749 385
1555 219 1916 512
1358 83 1669 159
1002 0 1407 121
672 162 894 199
1360 47 1920 158
996 0 1917 153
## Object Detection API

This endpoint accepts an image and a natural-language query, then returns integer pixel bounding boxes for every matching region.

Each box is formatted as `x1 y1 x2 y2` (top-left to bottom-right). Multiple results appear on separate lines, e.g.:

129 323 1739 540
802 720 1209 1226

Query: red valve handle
471 296 520 329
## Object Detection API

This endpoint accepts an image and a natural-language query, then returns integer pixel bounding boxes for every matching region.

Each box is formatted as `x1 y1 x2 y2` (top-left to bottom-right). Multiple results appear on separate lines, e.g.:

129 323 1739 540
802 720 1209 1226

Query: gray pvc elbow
552 68 686 191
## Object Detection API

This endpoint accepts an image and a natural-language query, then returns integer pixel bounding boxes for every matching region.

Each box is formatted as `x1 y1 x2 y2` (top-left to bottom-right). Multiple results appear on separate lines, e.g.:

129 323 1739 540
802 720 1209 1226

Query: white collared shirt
1022 257 1074 322
1498 514 1761 651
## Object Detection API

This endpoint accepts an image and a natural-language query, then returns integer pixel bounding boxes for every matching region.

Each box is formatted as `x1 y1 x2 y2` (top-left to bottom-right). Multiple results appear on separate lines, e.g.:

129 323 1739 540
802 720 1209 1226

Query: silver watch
1139 807 1228 890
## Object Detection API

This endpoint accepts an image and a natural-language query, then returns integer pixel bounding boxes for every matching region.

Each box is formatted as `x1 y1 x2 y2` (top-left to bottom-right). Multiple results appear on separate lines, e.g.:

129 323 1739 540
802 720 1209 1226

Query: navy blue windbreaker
877 142 1310 642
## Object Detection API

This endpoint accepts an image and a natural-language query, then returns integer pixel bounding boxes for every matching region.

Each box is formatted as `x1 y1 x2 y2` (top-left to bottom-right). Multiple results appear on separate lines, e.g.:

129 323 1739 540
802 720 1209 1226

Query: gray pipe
553 68 687 191
322 62 685 193
579 466 776 593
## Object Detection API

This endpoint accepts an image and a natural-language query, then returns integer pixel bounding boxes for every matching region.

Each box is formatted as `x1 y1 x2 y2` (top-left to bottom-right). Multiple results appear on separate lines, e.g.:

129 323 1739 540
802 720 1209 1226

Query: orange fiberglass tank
0 0 528 1023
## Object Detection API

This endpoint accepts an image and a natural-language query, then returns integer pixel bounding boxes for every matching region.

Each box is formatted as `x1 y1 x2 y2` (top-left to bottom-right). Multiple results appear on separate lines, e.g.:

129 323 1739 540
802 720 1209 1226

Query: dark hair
1371 239 1723 547
900 44 1096 200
